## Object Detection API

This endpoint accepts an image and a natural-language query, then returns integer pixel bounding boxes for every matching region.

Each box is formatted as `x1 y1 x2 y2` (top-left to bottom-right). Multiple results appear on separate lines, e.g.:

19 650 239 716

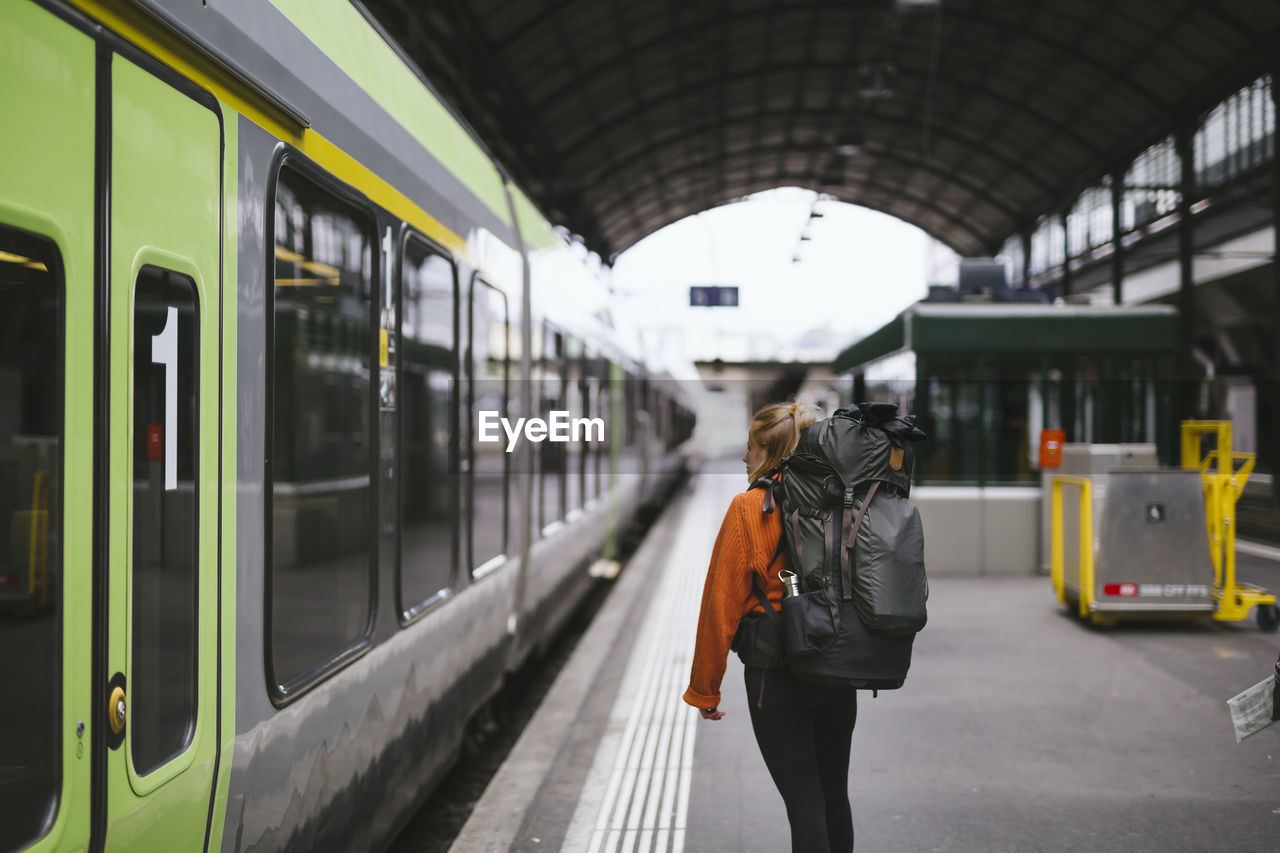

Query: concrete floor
450 466 1280 853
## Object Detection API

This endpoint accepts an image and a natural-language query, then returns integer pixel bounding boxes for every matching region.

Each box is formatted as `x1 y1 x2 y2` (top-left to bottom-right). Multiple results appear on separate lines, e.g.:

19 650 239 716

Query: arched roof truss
363 0 1280 259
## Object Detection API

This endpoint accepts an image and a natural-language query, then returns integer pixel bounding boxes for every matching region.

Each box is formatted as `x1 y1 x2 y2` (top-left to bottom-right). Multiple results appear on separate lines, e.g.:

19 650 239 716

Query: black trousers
744 667 858 853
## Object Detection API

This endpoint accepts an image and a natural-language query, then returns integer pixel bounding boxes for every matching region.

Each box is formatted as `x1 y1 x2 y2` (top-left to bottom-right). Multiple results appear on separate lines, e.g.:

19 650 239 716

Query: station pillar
1020 229 1032 288
1060 210 1072 297
1110 171 1124 305
1175 127 1196 423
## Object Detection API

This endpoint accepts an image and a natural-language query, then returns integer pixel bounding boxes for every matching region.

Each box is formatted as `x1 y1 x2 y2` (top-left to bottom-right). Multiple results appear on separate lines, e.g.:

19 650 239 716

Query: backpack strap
748 573 782 659
761 479 776 515
761 532 787 588
840 481 880 601
786 508 805 590
751 467 784 515
752 527 789 623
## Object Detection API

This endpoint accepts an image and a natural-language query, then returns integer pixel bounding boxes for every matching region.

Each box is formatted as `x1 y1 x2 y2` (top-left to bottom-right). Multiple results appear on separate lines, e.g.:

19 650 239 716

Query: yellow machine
1051 420 1279 631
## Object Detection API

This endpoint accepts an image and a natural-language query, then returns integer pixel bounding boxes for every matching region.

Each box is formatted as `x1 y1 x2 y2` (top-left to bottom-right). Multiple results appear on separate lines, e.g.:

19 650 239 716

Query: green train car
0 2 697 851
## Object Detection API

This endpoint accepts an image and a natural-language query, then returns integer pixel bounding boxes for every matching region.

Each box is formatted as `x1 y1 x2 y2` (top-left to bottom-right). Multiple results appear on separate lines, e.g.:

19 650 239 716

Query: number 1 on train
152 305 178 491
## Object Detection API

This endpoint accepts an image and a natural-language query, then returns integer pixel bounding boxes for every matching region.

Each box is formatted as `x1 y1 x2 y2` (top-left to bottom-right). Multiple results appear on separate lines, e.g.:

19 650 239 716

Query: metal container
1082 468 1215 614
1040 443 1157 574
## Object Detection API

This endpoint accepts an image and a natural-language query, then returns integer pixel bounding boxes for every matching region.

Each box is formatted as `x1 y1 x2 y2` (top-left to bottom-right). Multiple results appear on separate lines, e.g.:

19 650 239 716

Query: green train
0 1 696 850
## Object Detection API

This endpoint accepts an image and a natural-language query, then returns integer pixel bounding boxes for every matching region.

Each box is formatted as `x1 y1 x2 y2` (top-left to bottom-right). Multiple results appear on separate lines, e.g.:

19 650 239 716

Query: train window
653 392 666 449
539 325 565 532
600 360 616 490
399 235 456 614
468 277 508 574
564 337 584 515
504 294 524 553
131 267 199 774
269 163 374 694
581 349 600 505
0 224 62 850
619 369 642 480
594 361 609 498
626 372 638 446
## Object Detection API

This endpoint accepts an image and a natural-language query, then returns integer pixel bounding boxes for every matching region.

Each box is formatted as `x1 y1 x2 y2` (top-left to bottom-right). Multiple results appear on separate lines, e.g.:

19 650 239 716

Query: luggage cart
1050 421 1280 631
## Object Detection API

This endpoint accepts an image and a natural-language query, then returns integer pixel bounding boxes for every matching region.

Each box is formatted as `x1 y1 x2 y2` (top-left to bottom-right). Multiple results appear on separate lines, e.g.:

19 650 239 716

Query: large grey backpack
749 402 928 690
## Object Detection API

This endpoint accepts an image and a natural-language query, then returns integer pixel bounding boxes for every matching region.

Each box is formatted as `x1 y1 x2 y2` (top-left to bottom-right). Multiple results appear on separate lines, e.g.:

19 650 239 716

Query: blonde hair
747 401 821 481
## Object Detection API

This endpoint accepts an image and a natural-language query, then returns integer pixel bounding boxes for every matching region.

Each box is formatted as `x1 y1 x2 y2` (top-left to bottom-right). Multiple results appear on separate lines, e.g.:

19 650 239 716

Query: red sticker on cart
1103 583 1138 597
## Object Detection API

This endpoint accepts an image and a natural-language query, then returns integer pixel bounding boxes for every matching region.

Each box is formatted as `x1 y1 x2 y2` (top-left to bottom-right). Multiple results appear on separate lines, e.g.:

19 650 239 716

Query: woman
683 401 859 853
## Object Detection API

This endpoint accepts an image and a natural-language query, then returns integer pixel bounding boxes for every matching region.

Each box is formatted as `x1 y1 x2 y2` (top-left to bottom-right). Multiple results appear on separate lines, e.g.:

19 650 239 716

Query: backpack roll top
795 404 922 497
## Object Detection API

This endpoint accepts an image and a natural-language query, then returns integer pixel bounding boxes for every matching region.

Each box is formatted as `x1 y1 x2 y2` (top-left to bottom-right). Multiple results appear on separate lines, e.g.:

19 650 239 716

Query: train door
0 4 95 851
98 50 223 851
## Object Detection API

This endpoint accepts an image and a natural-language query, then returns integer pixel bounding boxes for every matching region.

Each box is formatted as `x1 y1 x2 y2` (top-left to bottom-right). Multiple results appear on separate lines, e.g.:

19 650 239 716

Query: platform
447 461 1280 853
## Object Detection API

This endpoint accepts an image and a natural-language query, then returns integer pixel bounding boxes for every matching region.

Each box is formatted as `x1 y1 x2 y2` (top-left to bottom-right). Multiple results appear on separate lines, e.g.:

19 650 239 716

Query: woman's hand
700 707 725 721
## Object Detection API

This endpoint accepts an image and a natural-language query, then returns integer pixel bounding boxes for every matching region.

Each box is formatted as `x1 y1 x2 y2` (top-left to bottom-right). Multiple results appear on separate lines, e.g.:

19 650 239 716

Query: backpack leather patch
890 446 905 471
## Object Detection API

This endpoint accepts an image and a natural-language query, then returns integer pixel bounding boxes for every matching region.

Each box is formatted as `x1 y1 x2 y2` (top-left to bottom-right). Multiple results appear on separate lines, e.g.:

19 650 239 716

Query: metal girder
568 105 1058 210
363 0 1280 258
549 60 1120 173
584 135 1027 226
602 168 993 253
605 0 677 229
917 1 1176 217
519 1 1182 121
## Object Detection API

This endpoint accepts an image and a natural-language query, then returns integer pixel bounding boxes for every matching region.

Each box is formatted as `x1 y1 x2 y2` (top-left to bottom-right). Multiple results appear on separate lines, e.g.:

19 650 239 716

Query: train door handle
108 685 126 735
105 672 128 749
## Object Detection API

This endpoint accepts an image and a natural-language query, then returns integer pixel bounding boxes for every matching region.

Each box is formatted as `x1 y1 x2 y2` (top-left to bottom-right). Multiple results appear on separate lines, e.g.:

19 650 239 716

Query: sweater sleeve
683 495 756 710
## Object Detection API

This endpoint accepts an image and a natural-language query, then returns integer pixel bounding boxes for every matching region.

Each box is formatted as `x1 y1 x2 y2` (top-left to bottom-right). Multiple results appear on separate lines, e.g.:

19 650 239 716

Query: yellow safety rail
1181 421 1276 622
1050 475 1094 619
1180 419 1232 471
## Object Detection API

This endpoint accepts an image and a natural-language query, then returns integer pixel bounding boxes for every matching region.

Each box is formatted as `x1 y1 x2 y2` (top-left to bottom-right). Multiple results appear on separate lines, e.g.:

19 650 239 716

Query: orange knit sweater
683 487 786 710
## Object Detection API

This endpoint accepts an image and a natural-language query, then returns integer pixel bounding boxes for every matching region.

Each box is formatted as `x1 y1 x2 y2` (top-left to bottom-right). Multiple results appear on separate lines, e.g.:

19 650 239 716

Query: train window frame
128 264 201 780
467 272 510 580
564 335 585 518
538 321 567 536
601 358 617 492
396 227 460 624
264 151 379 706
0 222 65 852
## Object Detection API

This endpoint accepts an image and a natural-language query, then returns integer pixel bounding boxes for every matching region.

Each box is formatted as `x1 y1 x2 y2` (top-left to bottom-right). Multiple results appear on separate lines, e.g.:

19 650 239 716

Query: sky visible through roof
609 187 954 372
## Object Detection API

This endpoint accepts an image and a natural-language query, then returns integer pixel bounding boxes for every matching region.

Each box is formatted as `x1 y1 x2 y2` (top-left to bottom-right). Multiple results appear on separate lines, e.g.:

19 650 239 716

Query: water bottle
779 570 801 598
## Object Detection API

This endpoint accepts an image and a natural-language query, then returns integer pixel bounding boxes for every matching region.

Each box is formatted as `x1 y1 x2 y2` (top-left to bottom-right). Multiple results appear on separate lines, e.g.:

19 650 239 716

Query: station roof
833 303 1179 373
361 0 1279 260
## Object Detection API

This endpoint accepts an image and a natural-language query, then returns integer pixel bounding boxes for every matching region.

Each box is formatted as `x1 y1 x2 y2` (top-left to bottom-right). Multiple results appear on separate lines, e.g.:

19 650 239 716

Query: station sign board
689 285 739 307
